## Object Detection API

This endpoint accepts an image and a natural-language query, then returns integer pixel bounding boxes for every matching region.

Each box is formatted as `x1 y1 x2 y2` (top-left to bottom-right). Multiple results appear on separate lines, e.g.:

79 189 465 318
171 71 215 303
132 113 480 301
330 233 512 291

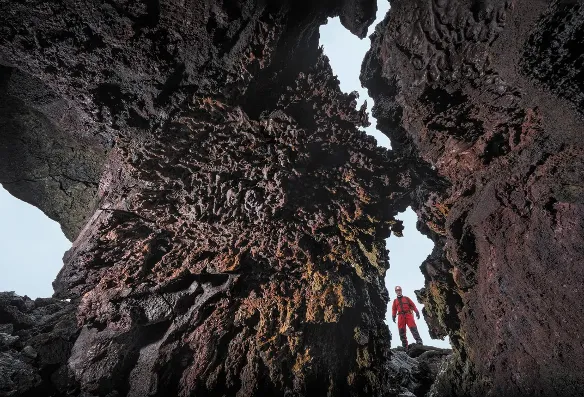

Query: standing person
392 285 423 348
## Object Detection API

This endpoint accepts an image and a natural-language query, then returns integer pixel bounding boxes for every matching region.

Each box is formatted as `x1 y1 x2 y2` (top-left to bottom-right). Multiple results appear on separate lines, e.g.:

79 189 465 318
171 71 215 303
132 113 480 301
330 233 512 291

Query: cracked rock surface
362 0 584 395
0 0 426 395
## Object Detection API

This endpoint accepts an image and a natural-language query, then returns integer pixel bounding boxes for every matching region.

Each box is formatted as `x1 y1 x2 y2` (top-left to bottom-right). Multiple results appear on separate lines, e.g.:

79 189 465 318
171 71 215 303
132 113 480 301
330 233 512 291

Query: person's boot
399 328 408 349
410 327 423 345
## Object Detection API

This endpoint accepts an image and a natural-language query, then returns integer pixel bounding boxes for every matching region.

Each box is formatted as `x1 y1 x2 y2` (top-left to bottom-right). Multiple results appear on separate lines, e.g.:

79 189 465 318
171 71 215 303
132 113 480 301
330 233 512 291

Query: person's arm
408 297 420 319
391 299 397 322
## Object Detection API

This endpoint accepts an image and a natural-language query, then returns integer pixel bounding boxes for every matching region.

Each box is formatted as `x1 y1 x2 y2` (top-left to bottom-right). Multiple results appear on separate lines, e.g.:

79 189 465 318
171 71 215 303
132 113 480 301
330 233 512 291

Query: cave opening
0 185 70 298
319 1 450 349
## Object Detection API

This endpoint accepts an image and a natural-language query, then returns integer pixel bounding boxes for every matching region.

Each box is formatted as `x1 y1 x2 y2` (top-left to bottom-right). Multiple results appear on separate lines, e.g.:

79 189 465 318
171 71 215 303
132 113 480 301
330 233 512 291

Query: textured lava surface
0 0 377 240
0 292 78 396
0 0 427 395
362 0 584 395
51 70 417 395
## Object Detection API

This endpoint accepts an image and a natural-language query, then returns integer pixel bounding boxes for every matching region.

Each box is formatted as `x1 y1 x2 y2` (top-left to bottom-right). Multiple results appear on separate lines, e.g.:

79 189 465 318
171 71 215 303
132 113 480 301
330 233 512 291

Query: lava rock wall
50 71 417 395
362 0 584 395
0 0 425 395
0 0 377 240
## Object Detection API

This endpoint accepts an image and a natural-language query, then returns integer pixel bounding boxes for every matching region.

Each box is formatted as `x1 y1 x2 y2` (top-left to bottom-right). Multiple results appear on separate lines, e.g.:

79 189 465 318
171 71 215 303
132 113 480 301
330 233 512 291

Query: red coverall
392 295 422 347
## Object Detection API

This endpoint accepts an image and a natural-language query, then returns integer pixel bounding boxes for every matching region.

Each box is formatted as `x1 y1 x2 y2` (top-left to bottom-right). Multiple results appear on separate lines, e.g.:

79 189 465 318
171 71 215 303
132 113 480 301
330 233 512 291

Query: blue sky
0 0 450 348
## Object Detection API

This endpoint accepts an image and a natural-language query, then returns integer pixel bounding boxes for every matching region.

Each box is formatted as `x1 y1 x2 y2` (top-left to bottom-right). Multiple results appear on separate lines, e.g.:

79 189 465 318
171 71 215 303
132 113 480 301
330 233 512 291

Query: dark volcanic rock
0 0 375 240
363 0 584 395
389 345 452 397
0 292 78 396
521 1 584 112
0 67 107 240
51 54 416 395
0 0 420 396
1 0 583 395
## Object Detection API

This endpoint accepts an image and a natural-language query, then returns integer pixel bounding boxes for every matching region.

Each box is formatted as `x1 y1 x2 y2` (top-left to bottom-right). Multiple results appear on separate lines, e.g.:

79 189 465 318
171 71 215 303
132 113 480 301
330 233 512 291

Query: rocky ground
0 291 452 396
0 292 77 396
389 344 452 397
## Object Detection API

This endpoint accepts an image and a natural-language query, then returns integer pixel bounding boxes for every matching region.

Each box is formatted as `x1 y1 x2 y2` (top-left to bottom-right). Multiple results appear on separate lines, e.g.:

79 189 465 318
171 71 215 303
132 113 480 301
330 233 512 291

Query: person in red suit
391 285 423 348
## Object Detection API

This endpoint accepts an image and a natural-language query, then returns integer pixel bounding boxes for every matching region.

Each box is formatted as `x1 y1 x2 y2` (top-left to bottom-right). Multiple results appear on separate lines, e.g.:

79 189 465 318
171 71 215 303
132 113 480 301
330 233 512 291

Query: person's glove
416 313 420 320
392 316 396 323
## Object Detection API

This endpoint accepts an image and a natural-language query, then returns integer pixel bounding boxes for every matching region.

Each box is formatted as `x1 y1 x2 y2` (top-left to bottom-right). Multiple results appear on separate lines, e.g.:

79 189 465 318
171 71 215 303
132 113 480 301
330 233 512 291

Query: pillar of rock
0 0 425 395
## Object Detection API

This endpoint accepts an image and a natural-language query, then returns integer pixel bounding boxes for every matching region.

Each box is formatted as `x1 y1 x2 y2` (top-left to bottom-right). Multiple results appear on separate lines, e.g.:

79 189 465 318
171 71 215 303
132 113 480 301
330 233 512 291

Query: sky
0 185 71 298
319 1 451 348
0 0 450 349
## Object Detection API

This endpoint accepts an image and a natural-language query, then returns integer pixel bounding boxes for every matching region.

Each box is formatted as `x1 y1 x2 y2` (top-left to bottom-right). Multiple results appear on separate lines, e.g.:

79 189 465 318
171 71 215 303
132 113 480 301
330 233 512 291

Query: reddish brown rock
362 0 584 395
51 47 423 393
0 0 424 395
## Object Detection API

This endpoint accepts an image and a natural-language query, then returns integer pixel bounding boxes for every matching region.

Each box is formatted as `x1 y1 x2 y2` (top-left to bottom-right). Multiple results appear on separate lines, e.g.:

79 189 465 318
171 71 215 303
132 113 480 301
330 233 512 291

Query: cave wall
0 0 423 395
0 0 378 240
362 0 584 395
0 67 106 240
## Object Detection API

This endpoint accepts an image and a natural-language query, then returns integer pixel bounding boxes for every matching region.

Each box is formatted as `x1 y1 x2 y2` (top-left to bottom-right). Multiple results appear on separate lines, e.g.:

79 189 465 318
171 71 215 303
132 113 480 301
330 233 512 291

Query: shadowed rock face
0 0 421 395
390 344 452 397
0 67 107 240
0 292 77 396
0 0 377 240
362 0 584 395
